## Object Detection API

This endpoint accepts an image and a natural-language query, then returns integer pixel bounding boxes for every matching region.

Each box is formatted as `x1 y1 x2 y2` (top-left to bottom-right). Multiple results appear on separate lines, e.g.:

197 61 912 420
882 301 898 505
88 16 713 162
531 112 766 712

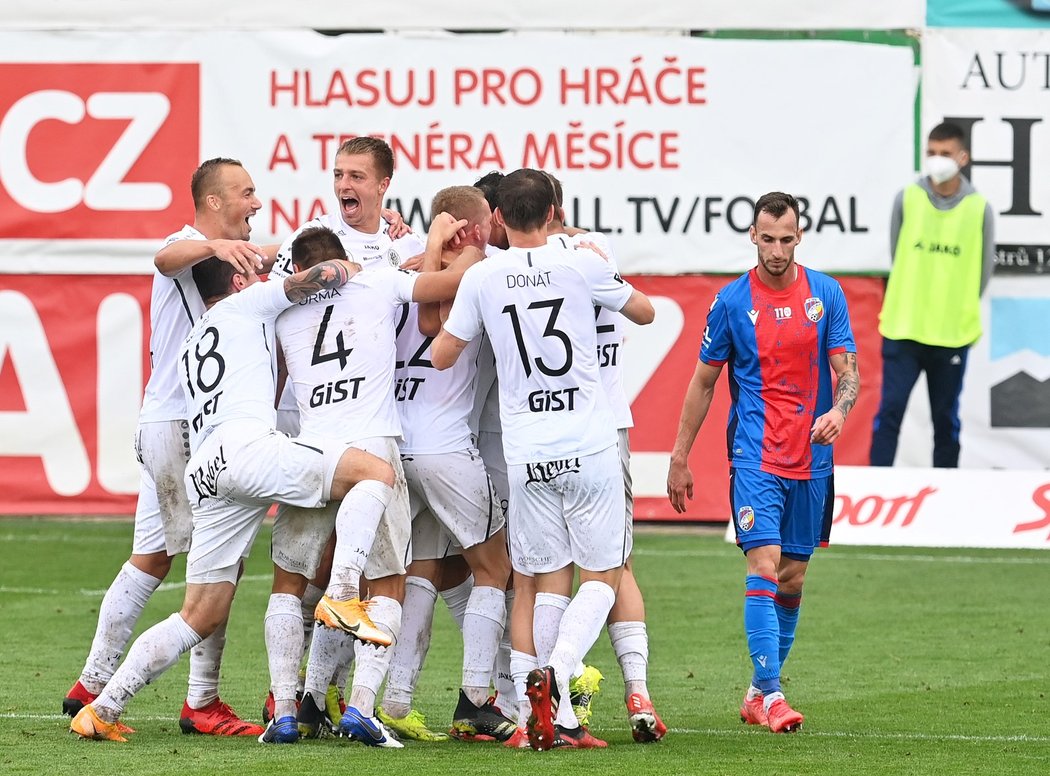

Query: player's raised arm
155 238 266 277
667 361 723 513
282 259 359 303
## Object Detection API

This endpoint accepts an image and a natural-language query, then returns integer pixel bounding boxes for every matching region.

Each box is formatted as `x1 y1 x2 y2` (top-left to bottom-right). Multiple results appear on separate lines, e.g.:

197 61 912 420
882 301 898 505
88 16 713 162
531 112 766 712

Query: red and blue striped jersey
700 265 855 479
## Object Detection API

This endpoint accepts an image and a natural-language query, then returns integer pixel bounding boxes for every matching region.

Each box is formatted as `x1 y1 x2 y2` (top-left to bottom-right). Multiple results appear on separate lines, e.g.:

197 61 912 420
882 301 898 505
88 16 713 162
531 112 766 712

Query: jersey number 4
502 298 572 378
311 305 354 369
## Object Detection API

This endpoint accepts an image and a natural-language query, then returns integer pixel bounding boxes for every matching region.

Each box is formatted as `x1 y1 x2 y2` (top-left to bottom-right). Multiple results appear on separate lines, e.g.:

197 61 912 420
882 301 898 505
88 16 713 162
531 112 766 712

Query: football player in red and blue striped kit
667 191 859 733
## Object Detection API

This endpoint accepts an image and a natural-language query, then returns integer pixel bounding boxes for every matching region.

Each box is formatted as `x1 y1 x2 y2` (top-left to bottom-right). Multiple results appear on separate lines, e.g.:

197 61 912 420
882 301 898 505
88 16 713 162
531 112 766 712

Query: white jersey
276 266 418 442
138 225 207 423
272 213 425 279
470 335 501 435
395 302 481 454
271 213 425 412
548 232 633 430
179 279 291 450
443 242 633 465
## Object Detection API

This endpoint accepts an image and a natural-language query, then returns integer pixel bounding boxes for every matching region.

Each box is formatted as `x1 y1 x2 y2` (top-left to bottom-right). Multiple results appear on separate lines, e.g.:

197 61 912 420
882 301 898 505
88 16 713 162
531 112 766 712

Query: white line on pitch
0 574 272 597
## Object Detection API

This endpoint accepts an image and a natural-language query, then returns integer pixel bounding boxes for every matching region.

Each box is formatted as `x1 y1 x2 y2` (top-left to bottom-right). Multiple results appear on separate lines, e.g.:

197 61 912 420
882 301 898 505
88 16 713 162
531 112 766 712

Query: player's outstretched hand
667 459 694 514
212 239 266 274
383 208 411 239
810 407 845 445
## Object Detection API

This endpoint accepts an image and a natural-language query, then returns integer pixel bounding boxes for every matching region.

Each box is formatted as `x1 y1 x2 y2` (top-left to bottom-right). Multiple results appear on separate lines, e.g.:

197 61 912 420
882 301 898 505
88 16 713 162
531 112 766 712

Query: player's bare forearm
667 361 721 513
831 351 860 419
284 259 356 303
155 238 265 277
811 351 859 445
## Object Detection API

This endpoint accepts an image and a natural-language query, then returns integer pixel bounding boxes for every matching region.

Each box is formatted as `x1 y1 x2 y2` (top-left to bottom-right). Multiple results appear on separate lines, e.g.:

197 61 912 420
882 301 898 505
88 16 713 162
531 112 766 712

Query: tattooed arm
811 351 859 446
283 259 359 303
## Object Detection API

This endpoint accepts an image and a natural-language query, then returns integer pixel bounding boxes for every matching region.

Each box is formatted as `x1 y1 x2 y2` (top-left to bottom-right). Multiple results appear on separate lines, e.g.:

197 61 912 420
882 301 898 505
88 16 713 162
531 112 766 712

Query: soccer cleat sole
524 667 557 752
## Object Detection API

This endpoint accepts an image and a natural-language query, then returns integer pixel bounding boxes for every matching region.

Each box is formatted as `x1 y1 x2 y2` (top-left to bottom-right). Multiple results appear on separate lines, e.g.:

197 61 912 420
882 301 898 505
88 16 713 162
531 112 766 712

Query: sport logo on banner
0 63 199 238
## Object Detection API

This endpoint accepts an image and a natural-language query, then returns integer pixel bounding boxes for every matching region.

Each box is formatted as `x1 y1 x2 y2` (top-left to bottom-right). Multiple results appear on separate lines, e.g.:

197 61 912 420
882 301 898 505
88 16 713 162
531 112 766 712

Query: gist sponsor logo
0 63 199 238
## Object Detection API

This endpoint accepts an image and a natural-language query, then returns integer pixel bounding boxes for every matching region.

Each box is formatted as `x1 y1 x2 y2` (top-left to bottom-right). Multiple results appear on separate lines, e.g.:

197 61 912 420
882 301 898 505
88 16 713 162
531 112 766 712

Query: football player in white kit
273 218 483 747
70 242 396 743
264 136 427 736
546 174 666 742
376 186 515 743
63 158 270 738
431 169 655 751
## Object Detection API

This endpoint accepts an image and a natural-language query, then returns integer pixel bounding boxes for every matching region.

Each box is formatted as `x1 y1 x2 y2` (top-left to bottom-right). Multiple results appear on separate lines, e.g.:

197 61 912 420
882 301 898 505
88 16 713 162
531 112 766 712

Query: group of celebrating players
63 137 666 751
64 131 860 751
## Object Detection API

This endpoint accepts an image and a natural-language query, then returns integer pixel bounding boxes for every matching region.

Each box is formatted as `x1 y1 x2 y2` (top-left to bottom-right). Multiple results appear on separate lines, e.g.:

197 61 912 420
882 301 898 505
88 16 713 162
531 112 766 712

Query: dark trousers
869 337 969 468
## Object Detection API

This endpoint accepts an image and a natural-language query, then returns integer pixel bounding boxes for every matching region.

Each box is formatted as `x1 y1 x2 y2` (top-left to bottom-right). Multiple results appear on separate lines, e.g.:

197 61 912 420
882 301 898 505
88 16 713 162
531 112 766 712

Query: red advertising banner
0 63 199 239
0 272 884 517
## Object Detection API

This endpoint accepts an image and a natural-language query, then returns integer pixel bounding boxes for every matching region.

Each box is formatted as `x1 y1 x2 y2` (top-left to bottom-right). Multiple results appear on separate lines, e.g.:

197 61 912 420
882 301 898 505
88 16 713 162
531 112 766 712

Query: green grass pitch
1 518 1048 775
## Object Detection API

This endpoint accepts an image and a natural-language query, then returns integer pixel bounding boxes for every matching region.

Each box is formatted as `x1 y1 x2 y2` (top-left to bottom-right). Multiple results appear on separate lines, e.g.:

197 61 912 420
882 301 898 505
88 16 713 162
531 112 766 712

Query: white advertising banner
725 465 1050 550
0 1 927 33
0 31 915 275
923 27 1050 272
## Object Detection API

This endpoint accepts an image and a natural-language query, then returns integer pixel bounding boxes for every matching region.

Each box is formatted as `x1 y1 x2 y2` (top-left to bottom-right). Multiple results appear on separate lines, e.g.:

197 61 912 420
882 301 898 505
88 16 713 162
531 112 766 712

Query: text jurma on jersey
507 271 552 288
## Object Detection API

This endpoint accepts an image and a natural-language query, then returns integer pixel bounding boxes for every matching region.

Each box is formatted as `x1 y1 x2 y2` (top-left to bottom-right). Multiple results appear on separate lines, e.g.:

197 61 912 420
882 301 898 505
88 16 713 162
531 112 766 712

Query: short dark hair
474 170 504 212
190 158 242 211
192 256 236 302
928 121 968 149
753 192 800 228
497 169 554 232
336 137 394 179
291 226 346 270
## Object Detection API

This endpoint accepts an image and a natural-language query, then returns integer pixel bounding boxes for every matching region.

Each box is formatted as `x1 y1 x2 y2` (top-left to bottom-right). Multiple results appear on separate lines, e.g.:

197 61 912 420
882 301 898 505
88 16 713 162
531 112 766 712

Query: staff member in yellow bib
870 122 995 468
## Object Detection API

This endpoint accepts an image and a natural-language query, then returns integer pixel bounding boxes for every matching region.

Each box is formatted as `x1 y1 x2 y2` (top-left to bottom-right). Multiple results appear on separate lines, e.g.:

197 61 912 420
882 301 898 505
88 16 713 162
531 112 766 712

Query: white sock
492 589 516 717
93 613 201 722
381 576 437 718
533 592 570 665
303 623 351 708
462 585 506 706
549 581 617 729
265 593 304 719
79 561 162 694
186 616 227 709
764 691 786 711
328 481 393 600
333 637 355 697
609 620 650 699
510 649 538 729
348 596 402 717
300 583 324 654
440 574 474 631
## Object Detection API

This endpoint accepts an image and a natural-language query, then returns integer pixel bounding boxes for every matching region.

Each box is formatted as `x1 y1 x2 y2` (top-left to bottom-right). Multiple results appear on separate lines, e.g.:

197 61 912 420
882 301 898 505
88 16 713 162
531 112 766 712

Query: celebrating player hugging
68 144 853 754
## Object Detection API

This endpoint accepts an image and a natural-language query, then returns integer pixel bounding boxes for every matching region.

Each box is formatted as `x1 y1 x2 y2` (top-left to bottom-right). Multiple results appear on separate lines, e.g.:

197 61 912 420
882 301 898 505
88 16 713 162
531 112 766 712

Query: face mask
925 155 960 185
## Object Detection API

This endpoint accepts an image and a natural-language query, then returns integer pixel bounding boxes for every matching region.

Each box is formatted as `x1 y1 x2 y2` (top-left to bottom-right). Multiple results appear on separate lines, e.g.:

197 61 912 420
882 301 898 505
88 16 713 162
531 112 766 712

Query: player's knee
130 551 173 579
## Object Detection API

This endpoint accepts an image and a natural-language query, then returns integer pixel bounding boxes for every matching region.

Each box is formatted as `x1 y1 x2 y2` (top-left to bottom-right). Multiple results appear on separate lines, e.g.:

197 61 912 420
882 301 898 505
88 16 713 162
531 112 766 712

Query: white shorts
507 445 632 575
185 424 341 584
270 436 411 581
410 509 460 562
276 407 301 437
618 428 634 523
403 448 504 553
477 431 508 516
132 420 193 556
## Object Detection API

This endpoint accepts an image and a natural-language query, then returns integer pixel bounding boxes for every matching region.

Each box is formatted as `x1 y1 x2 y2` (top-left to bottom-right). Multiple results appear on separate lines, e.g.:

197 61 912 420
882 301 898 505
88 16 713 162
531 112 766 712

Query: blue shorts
729 468 834 560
